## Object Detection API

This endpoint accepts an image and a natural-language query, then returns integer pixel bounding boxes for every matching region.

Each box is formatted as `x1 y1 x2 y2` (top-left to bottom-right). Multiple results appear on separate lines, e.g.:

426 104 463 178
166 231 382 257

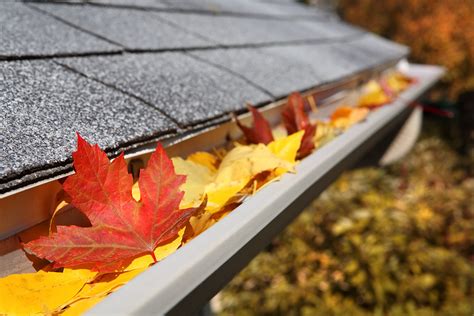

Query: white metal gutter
88 64 444 316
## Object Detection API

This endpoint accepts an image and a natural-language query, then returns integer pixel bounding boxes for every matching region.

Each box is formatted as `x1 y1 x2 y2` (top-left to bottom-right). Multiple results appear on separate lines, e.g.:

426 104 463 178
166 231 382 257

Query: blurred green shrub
218 133 474 315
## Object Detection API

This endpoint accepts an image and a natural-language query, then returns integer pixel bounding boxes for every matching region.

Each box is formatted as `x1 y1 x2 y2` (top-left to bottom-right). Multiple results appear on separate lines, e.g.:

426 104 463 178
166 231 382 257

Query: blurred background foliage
216 1 474 315
337 0 474 100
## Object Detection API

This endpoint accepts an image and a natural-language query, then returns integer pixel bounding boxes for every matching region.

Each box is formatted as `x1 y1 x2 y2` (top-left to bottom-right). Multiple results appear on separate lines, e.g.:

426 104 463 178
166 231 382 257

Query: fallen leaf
61 295 105 316
24 134 203 273
123 228 185 272
172 157 215 208
205 142 295 213
358 80 391 108
384 72 414 94
187 151 219 172
183 212 216 243
282 92 311 134
281 92 316 158
313 121 337 148
0 269 95 315
171 142 297 214
268 130 304 164
235 103 274 145
298 124 317 158
330 106 352 121
59 268 146 314
330 106 369 130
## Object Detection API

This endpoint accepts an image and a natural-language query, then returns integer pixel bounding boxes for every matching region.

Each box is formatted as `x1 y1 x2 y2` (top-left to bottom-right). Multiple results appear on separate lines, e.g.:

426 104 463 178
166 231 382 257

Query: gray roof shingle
29 3 213 50
58 52 271 126
0 3 121 58
0 1 409 194
260 43 374 83
189 48 322 98
88 0 168 9
347 34 409 64
0 60 177 192
154 12 353 46
162 0 325 18
188 34 406 99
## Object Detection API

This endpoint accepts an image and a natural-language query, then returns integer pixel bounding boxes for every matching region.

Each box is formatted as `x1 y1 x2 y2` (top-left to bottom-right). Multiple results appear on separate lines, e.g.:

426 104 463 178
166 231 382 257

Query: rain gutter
88 63 444 315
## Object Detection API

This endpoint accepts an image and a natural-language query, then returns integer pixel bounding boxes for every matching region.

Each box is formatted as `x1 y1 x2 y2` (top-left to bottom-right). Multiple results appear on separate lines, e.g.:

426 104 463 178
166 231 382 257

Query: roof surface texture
0 0 408 194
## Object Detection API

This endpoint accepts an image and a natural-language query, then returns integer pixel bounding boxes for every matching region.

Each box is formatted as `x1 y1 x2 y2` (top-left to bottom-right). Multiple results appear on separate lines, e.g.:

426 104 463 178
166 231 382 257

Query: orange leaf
330 106 353 121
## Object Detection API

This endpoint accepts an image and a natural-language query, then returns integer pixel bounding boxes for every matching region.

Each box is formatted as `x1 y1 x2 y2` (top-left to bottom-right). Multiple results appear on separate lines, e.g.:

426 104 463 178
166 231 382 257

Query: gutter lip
87 63 445 316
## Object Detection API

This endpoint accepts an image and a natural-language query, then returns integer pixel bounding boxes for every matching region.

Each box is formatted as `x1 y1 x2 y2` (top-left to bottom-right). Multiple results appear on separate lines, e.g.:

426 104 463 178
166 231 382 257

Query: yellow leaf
386 72 412 93
205 182 246 213
204 143 294 213
313 121 337 148
187 151 219 172
172 157 215 208
268 130 304 163
0 269 94 315
183 212 216 243
60 268 146 315
61 295 106 316
217 143 294 182
358 80 391 108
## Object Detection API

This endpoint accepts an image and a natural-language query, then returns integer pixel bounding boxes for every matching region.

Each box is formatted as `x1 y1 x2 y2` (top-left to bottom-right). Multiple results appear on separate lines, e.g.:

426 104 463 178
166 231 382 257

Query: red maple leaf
281 92 316 158
235 103 274 145
24 134 203 273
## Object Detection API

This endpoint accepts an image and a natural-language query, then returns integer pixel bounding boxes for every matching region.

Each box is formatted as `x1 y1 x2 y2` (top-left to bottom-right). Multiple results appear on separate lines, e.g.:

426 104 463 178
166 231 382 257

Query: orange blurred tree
338 0 474 100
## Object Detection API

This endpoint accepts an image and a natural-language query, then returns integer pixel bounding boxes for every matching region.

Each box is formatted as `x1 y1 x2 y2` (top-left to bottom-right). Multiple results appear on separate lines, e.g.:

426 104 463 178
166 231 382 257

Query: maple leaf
24 134 203 273
235 103 274 145
281 92 316 158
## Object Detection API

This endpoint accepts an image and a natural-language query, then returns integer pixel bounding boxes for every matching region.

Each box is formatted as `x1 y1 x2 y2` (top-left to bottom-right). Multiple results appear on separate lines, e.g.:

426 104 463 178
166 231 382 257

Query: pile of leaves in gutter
0 72 413 315
217 122 474 315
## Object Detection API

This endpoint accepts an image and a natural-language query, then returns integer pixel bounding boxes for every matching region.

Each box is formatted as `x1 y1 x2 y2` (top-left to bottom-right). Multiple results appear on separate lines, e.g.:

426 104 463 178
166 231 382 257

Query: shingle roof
0 0 409 194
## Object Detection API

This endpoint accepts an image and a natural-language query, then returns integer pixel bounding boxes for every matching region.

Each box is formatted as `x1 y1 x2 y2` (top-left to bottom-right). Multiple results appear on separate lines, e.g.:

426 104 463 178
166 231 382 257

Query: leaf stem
150 251 157 263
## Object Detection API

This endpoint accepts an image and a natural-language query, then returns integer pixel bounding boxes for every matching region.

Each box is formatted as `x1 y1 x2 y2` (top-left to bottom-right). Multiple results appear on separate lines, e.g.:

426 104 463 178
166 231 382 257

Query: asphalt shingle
155 12 344 46
0 60 177 192
87 0 169 9
261 43 371 84
58 53 271 126
191 36 408 99
189 48 321 98
0 3 120 58
347 34 409 64
163 0 324 18
299 19 363 38
30 3 213 50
